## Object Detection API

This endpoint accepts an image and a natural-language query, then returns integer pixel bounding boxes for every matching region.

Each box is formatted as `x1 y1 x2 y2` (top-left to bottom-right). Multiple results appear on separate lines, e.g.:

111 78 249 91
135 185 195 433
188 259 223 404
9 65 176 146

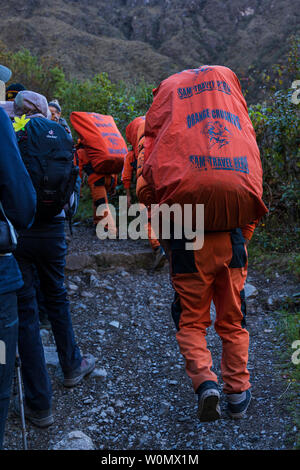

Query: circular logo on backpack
47 129 57 139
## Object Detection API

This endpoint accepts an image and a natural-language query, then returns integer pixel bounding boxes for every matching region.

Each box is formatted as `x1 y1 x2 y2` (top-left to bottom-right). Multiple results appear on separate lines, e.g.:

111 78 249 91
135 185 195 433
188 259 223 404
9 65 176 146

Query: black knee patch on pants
240 289 247 328
83 162 94 176
229 228 247 268
170 238 197 274
171 291 182 331
94 198 106 207
94 177 105 187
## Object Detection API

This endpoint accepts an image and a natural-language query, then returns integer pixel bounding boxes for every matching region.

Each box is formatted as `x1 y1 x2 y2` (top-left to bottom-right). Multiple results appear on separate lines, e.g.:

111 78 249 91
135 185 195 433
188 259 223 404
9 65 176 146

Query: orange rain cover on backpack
70 112 127 174
143 65 268 231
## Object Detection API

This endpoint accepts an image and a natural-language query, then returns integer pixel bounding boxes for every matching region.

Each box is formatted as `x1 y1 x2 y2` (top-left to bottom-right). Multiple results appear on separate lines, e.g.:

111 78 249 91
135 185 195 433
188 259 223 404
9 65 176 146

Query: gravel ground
3 224 299 450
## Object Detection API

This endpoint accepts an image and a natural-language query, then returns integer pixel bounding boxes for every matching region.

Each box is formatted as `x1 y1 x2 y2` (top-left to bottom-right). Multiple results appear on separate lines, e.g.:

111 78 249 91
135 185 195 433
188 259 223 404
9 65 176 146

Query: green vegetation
73 184 93 223
0 44 67 102
249 89 299 238
246 36 299 281
0 41 154 136
244 39 300 449
275 294 300 449
248 37 299 235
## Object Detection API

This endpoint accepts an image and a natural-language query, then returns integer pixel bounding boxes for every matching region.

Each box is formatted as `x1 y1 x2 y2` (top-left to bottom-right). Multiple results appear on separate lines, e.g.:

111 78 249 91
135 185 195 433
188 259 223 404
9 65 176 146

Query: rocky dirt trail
4 224 298 450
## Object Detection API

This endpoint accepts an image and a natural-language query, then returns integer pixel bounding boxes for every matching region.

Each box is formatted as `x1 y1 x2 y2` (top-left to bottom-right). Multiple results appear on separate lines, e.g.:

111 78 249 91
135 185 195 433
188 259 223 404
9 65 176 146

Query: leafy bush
0 43 154 137
0 43 66 100
249 89 300 227
247 35 300 248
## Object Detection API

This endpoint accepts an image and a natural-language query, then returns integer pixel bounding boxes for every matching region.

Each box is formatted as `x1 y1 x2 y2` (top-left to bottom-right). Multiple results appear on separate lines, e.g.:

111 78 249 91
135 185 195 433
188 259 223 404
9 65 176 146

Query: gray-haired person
48 99 72 135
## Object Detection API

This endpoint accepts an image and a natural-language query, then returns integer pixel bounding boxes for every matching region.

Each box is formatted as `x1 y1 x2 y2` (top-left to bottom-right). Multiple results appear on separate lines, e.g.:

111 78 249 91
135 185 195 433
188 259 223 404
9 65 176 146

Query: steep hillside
0 0 298 85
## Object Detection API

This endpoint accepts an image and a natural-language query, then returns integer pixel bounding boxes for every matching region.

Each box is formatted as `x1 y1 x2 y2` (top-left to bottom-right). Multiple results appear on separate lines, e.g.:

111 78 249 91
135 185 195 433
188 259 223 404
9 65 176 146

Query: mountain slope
0 0 298 85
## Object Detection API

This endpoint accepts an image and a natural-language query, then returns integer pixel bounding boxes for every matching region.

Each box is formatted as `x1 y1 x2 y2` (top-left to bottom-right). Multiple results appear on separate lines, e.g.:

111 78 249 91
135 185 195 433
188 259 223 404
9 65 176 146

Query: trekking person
70 112 127 236
48 99 72 134
38 100 76 329
138 65 268 422
0 105 36 449
123 116 166 269
12 90 95 428
76 143 118 234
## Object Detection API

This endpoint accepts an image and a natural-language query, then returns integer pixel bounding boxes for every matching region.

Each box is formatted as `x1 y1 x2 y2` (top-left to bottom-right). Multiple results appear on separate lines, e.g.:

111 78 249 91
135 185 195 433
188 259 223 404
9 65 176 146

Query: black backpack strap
74 148 80 167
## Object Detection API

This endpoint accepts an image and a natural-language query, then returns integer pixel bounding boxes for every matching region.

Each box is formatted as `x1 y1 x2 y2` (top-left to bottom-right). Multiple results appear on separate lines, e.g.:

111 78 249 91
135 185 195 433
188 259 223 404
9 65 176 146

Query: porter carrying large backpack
70 112 127 174
143 65 268 231
16 117 79 221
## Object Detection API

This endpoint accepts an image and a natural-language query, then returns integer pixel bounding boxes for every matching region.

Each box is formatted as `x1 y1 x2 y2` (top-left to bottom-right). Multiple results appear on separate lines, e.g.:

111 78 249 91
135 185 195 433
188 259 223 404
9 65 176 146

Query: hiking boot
63 355 96 388
226 389 252 419
196 381 221 422
39 310 51 330
153 246 167 270
39 317 51 330
13 396 54 428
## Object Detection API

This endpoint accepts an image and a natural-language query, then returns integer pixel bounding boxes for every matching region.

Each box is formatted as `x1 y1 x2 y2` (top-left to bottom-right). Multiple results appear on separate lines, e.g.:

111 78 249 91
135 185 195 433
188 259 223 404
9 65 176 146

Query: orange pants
146 207 160 251
89 175 117 235
170 229 250 394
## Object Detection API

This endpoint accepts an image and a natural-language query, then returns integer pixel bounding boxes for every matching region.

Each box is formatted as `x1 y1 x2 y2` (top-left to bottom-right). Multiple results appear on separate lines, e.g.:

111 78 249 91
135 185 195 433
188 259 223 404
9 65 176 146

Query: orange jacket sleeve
122 150 135 189
136 137 145 179
136 175 156 207
136 138 156 205
242 219 259 241
76 148 89 179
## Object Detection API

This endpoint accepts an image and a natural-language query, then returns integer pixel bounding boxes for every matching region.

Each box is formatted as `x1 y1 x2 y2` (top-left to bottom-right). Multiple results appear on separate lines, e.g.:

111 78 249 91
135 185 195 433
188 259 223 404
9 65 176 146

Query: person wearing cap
48 99 71 134
5 83 26 102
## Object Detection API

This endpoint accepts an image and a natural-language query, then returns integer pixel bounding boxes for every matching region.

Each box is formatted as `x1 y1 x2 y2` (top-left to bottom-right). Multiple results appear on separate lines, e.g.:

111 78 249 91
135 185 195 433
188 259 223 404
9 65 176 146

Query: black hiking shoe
196 381 221 422
39 317 51 330
13 396 54 428
39 309 51 330
153 246 167 270
226 389 252 419
63 354 96 388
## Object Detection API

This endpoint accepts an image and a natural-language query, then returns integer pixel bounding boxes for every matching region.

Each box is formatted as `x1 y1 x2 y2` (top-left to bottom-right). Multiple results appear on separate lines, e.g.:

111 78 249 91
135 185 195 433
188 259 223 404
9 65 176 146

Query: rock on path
51 431 95 450
3 232 297 450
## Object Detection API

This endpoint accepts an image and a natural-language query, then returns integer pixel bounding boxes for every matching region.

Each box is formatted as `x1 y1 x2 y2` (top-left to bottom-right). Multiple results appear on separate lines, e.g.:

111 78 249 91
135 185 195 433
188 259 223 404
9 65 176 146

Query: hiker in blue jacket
0 106 36 449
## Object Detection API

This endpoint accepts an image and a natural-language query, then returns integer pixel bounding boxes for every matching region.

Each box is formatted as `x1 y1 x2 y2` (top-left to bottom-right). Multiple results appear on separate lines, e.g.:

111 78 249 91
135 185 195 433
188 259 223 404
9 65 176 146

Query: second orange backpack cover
70 112 127 174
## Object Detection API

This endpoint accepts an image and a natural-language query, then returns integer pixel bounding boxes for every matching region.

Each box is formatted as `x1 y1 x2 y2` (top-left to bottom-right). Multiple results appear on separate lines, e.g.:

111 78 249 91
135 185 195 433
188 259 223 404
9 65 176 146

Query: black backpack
16 117 79 222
